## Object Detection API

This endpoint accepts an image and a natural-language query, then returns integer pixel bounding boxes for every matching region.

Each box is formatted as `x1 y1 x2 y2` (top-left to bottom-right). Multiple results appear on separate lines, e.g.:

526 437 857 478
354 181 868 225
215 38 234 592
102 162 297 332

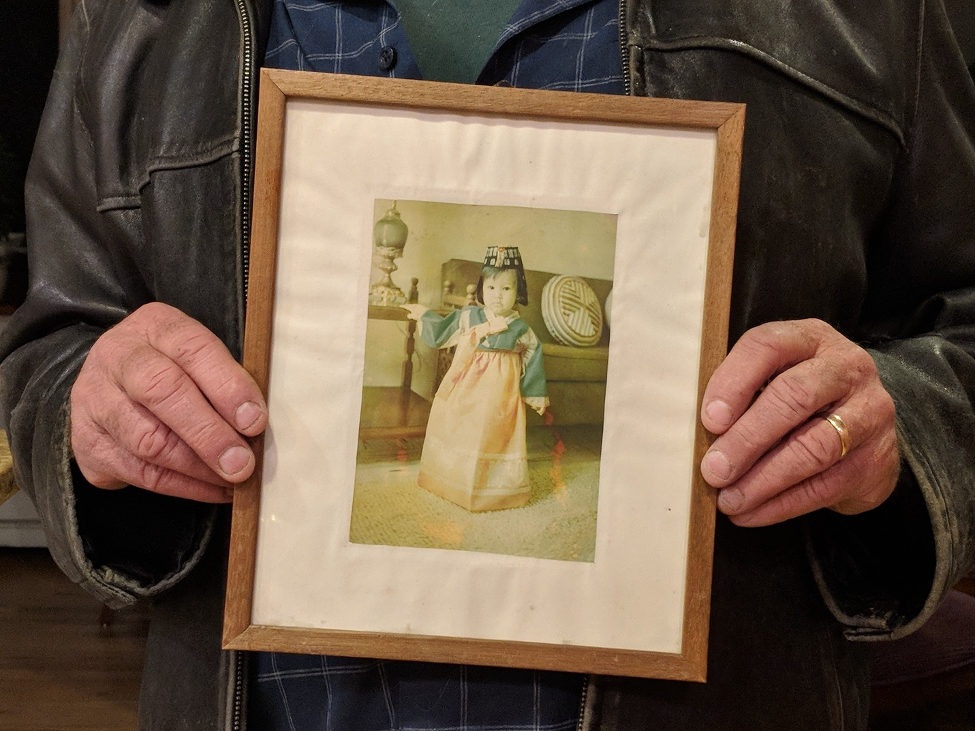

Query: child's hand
401 304 429 321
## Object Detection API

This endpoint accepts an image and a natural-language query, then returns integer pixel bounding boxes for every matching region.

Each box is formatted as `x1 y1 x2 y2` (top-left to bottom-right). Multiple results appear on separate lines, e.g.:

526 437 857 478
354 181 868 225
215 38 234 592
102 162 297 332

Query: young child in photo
403 246 548 511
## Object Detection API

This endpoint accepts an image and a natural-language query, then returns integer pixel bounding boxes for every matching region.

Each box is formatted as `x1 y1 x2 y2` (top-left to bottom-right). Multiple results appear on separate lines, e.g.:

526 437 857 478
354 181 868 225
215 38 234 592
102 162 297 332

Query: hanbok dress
417 305 548 511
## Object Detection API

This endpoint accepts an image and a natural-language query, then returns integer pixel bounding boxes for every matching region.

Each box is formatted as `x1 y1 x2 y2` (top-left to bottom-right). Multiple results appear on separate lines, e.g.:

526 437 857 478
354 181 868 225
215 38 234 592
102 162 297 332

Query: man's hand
70 302 268 503
700 319 899 527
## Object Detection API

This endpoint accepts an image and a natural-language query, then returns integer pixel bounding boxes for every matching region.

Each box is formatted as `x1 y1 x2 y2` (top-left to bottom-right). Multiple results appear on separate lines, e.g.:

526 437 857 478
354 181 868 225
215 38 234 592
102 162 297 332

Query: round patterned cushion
541 275 604 347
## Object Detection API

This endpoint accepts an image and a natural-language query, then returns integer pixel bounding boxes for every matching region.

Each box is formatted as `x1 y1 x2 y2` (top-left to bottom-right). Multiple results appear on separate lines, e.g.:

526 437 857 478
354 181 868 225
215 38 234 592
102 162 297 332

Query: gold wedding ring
825 413 852 458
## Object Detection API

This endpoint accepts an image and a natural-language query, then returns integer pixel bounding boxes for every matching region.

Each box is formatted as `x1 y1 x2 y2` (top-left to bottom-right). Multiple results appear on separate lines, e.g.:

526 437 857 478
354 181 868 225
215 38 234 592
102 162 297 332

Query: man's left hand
700 319 900 527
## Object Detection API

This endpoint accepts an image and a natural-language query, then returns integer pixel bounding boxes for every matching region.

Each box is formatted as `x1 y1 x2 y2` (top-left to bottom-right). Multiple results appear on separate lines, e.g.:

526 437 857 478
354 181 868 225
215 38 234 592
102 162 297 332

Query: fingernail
224 486 236 502
718 487 744 513
235 401 263 431
703 449 732 481
219 445 252 476
704 400 733 428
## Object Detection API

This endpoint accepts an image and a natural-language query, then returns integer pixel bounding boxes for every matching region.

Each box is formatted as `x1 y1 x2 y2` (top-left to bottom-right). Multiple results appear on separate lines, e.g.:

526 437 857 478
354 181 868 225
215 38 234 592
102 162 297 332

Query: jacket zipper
230 0 257 728
576 674 591 731
230 649 247 731
237 0 257 306
618 0 632 96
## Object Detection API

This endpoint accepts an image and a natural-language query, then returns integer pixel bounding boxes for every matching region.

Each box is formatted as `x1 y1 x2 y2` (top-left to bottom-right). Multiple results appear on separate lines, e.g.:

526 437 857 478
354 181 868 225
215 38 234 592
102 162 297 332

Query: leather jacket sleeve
804 0 974 640
0 0 224 608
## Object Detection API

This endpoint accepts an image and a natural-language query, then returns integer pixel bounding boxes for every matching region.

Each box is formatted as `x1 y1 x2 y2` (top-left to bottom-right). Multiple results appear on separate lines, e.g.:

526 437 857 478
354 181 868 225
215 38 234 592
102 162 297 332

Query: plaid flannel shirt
263 0 624 92
254 1 622 728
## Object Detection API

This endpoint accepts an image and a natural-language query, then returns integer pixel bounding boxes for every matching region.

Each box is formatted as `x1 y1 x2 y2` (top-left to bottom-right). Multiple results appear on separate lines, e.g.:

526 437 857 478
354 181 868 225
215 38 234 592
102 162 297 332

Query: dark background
0 0 59 307
0 1 59 237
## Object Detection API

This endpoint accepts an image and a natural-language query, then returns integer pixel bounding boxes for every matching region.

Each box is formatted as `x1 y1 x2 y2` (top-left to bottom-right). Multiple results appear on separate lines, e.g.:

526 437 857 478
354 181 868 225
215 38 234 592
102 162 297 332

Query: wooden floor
0 547 149 731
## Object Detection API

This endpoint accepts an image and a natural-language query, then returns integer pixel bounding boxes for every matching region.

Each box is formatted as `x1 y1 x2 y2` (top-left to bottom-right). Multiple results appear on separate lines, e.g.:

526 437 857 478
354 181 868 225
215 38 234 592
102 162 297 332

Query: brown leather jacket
1 0 972 729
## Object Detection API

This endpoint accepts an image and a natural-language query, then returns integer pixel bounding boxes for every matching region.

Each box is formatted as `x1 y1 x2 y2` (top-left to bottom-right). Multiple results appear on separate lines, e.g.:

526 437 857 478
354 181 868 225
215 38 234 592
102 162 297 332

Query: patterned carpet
350 425 602 562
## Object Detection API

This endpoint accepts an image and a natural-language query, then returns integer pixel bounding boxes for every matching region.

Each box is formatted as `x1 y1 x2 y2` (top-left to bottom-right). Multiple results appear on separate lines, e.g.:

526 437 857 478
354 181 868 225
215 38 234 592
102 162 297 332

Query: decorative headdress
482 246 524 270
478 246 529 306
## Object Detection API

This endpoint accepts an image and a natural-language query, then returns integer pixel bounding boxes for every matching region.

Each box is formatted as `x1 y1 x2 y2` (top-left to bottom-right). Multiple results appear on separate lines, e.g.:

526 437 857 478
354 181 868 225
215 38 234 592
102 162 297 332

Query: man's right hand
69 302 268 503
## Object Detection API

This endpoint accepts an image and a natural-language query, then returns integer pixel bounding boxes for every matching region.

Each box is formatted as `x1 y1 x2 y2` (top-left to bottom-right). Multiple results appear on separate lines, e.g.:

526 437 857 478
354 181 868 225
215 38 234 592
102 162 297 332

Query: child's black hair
476 264 529 306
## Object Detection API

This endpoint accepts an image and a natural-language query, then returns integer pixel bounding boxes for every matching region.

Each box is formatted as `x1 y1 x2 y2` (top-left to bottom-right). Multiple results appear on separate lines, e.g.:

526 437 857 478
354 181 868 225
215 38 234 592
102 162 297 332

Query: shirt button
378 46 397 71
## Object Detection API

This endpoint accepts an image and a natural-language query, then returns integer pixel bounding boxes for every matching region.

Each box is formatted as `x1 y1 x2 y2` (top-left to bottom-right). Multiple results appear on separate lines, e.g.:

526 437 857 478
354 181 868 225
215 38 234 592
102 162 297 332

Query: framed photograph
223 69 744 681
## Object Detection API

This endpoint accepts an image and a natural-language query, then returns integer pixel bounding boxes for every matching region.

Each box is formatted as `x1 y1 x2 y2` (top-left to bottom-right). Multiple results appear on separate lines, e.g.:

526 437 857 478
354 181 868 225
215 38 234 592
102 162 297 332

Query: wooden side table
358 305 432 441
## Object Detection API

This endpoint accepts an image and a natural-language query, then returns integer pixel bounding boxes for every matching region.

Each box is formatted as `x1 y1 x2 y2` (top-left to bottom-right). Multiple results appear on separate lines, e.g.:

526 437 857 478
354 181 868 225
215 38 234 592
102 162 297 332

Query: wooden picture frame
223 69 744 682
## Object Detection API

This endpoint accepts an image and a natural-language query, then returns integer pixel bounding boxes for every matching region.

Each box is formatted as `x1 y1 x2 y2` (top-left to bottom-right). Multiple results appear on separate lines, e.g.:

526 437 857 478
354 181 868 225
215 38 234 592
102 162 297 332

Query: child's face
483 269 518 317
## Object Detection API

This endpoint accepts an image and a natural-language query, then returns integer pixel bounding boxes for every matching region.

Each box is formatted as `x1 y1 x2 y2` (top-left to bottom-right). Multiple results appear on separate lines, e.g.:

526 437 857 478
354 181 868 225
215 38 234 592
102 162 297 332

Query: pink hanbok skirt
418 348 530 511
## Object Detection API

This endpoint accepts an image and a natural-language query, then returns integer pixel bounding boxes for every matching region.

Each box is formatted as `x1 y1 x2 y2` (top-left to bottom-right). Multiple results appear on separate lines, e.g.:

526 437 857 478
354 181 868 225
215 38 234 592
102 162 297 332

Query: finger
724 434 898 527
715 412 858 516
114 341 257 482
134 303 267 437
81 436 234 503
100 392 239 487
701 319 829 435
701 357 850 487
728 464 848 527
71 413 234 503
72 386 235 489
